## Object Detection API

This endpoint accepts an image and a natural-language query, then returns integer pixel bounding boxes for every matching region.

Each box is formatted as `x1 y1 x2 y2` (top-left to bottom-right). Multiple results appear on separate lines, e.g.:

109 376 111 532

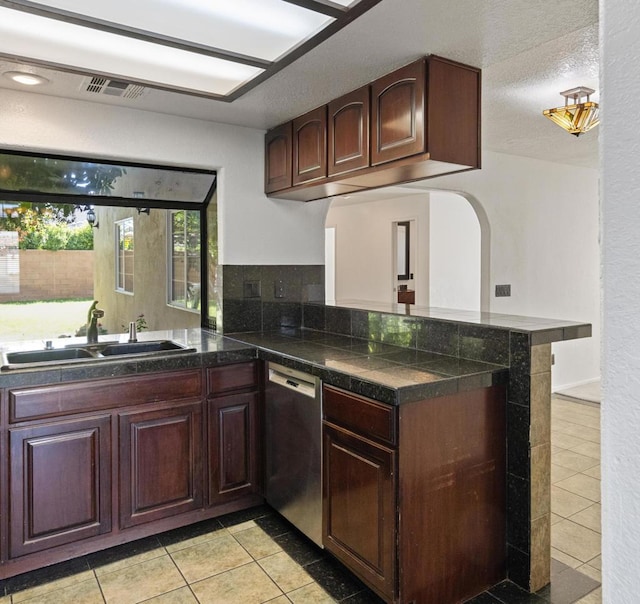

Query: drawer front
207 362 258 396
9 370 203 423
323 386 396 446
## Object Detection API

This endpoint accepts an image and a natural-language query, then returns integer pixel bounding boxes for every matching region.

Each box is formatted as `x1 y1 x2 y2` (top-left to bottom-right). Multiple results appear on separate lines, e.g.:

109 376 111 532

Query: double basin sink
1 340 195 371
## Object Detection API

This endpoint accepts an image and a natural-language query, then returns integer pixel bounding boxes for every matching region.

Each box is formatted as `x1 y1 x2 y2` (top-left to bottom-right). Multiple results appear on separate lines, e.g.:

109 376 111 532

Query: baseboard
552 376 600 394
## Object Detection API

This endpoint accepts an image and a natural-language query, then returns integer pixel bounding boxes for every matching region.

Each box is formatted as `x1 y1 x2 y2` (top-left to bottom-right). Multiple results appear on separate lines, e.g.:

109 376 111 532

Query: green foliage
0 208 93 250
121 314 148 332
41 222 69 251
66 224 94 250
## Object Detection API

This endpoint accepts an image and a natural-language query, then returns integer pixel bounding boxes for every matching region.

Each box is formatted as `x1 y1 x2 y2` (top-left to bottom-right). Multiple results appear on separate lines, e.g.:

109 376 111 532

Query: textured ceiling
0 0 600 168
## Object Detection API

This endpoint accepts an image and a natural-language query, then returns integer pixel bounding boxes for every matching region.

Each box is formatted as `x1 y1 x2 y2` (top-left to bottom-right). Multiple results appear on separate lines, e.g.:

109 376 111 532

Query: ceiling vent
82 76 146 99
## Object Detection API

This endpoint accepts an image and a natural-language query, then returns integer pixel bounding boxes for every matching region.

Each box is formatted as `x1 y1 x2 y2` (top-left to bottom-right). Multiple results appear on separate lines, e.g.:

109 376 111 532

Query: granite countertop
0 328 256 388
0 326 507 405
326 300 592 343
226 328 509 405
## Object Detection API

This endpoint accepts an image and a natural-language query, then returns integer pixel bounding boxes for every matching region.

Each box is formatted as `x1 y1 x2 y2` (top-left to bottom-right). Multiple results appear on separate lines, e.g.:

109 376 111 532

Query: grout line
93 569 107 604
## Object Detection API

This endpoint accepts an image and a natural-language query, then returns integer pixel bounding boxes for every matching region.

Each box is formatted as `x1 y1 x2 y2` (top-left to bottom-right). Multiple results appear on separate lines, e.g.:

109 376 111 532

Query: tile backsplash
220 265 324 333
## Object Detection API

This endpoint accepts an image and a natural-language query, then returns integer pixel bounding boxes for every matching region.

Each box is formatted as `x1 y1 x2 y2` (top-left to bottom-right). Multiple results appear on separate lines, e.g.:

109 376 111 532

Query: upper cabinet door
293 106 327 185
265 122 292 194
328 86 370 177
371 59 426 166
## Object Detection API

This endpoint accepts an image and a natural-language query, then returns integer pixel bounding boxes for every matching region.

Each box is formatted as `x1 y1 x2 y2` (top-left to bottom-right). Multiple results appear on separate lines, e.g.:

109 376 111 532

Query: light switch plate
274 280 285 299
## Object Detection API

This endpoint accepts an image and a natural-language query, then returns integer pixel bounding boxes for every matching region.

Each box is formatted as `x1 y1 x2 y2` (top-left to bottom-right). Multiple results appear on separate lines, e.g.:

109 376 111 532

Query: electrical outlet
243 280 261 298
495 284 511 297
274 279 285 299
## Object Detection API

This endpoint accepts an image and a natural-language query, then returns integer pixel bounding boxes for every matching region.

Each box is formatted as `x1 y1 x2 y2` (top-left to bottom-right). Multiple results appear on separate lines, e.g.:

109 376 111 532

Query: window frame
167 209 201 313
115 217 134 294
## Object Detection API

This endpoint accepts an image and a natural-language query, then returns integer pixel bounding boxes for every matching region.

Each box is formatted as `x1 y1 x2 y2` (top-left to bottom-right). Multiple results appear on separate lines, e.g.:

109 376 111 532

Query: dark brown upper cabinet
293 106 327 185
427 55 481 168
264 122 292 194
371 59 425 166
264 54 481 202
328 86 370 177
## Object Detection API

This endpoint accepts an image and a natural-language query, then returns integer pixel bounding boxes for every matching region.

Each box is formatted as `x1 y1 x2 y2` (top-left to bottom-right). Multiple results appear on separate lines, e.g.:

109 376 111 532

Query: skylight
0 0 381 100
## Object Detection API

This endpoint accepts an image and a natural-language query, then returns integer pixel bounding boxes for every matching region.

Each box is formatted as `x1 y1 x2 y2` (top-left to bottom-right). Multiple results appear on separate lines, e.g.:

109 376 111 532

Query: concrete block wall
0 250 94 302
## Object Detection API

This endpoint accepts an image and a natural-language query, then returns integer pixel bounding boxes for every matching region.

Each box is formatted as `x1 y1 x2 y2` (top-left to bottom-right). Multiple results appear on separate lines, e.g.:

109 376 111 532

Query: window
115 218 134 293
168 210 201 311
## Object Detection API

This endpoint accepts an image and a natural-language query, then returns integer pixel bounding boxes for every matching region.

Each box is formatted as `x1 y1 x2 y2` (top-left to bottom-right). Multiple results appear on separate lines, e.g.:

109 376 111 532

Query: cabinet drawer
207 362 258 396
323 386 396 446
9 370 203 423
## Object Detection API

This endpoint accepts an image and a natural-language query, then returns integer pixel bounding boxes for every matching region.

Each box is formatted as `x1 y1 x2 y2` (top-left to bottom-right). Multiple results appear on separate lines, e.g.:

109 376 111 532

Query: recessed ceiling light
3 71 50 86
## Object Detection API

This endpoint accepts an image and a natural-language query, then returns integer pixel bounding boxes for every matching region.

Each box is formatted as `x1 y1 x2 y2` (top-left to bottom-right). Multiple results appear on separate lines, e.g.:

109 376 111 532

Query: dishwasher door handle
268 369 317 399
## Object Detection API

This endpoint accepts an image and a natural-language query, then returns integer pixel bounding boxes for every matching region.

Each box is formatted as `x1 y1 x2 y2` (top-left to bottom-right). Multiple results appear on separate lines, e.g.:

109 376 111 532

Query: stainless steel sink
100 340 188 356
5 348 96 364
1 340 196 370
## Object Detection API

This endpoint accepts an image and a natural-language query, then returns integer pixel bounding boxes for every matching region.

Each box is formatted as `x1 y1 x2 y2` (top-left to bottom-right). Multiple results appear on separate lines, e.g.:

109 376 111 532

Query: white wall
601 1 640 600
429 191 481 311
0 89 329 266
325 195 430 305
417 152 600 391
327 191 482 311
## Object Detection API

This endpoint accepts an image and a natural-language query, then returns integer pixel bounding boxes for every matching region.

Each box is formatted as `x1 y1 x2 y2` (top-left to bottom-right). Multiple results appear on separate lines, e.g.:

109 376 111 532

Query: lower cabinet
206 362 260 506
323 384 507 604
9 415 112 558
119 400 203 529
323 424 396 600
208 392 259 505
1 362 261 578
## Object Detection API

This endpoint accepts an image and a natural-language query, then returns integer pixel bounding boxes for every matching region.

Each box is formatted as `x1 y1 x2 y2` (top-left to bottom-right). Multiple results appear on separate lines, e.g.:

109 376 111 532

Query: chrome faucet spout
87 308 104 344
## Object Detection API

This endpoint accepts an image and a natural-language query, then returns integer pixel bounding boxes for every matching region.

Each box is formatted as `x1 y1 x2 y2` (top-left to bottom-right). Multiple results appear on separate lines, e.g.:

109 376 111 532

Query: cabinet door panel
208 392 258 505
9 416 111 558
427 55 481 168
323 424 396 599
119 401 203 528
265 122 292 193
328 86 370 176
293 106 327 185
371 59 425 165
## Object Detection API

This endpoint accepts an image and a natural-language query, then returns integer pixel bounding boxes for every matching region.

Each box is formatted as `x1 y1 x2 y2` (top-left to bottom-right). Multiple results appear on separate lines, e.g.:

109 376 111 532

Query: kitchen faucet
86 301 104 344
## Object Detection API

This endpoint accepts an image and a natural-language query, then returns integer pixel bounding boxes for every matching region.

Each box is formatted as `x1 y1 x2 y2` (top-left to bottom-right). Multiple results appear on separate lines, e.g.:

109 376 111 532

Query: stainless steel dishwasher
264 361 323 547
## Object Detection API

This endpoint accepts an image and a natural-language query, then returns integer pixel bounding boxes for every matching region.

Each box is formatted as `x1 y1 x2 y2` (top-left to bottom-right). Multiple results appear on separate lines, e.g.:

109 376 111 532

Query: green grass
0 298 94 341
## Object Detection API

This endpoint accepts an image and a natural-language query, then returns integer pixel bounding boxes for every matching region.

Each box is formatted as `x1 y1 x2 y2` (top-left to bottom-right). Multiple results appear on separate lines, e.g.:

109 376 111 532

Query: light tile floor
0 394 601 604
551 395 601 604
0 509 380 604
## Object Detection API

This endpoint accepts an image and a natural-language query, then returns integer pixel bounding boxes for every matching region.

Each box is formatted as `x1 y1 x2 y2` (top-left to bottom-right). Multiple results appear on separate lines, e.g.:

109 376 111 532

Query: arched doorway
325 187 489 311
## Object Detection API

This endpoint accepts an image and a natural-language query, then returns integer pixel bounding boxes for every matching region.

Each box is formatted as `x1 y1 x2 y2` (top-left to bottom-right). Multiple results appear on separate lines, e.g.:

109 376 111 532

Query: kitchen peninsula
0 304 591 603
